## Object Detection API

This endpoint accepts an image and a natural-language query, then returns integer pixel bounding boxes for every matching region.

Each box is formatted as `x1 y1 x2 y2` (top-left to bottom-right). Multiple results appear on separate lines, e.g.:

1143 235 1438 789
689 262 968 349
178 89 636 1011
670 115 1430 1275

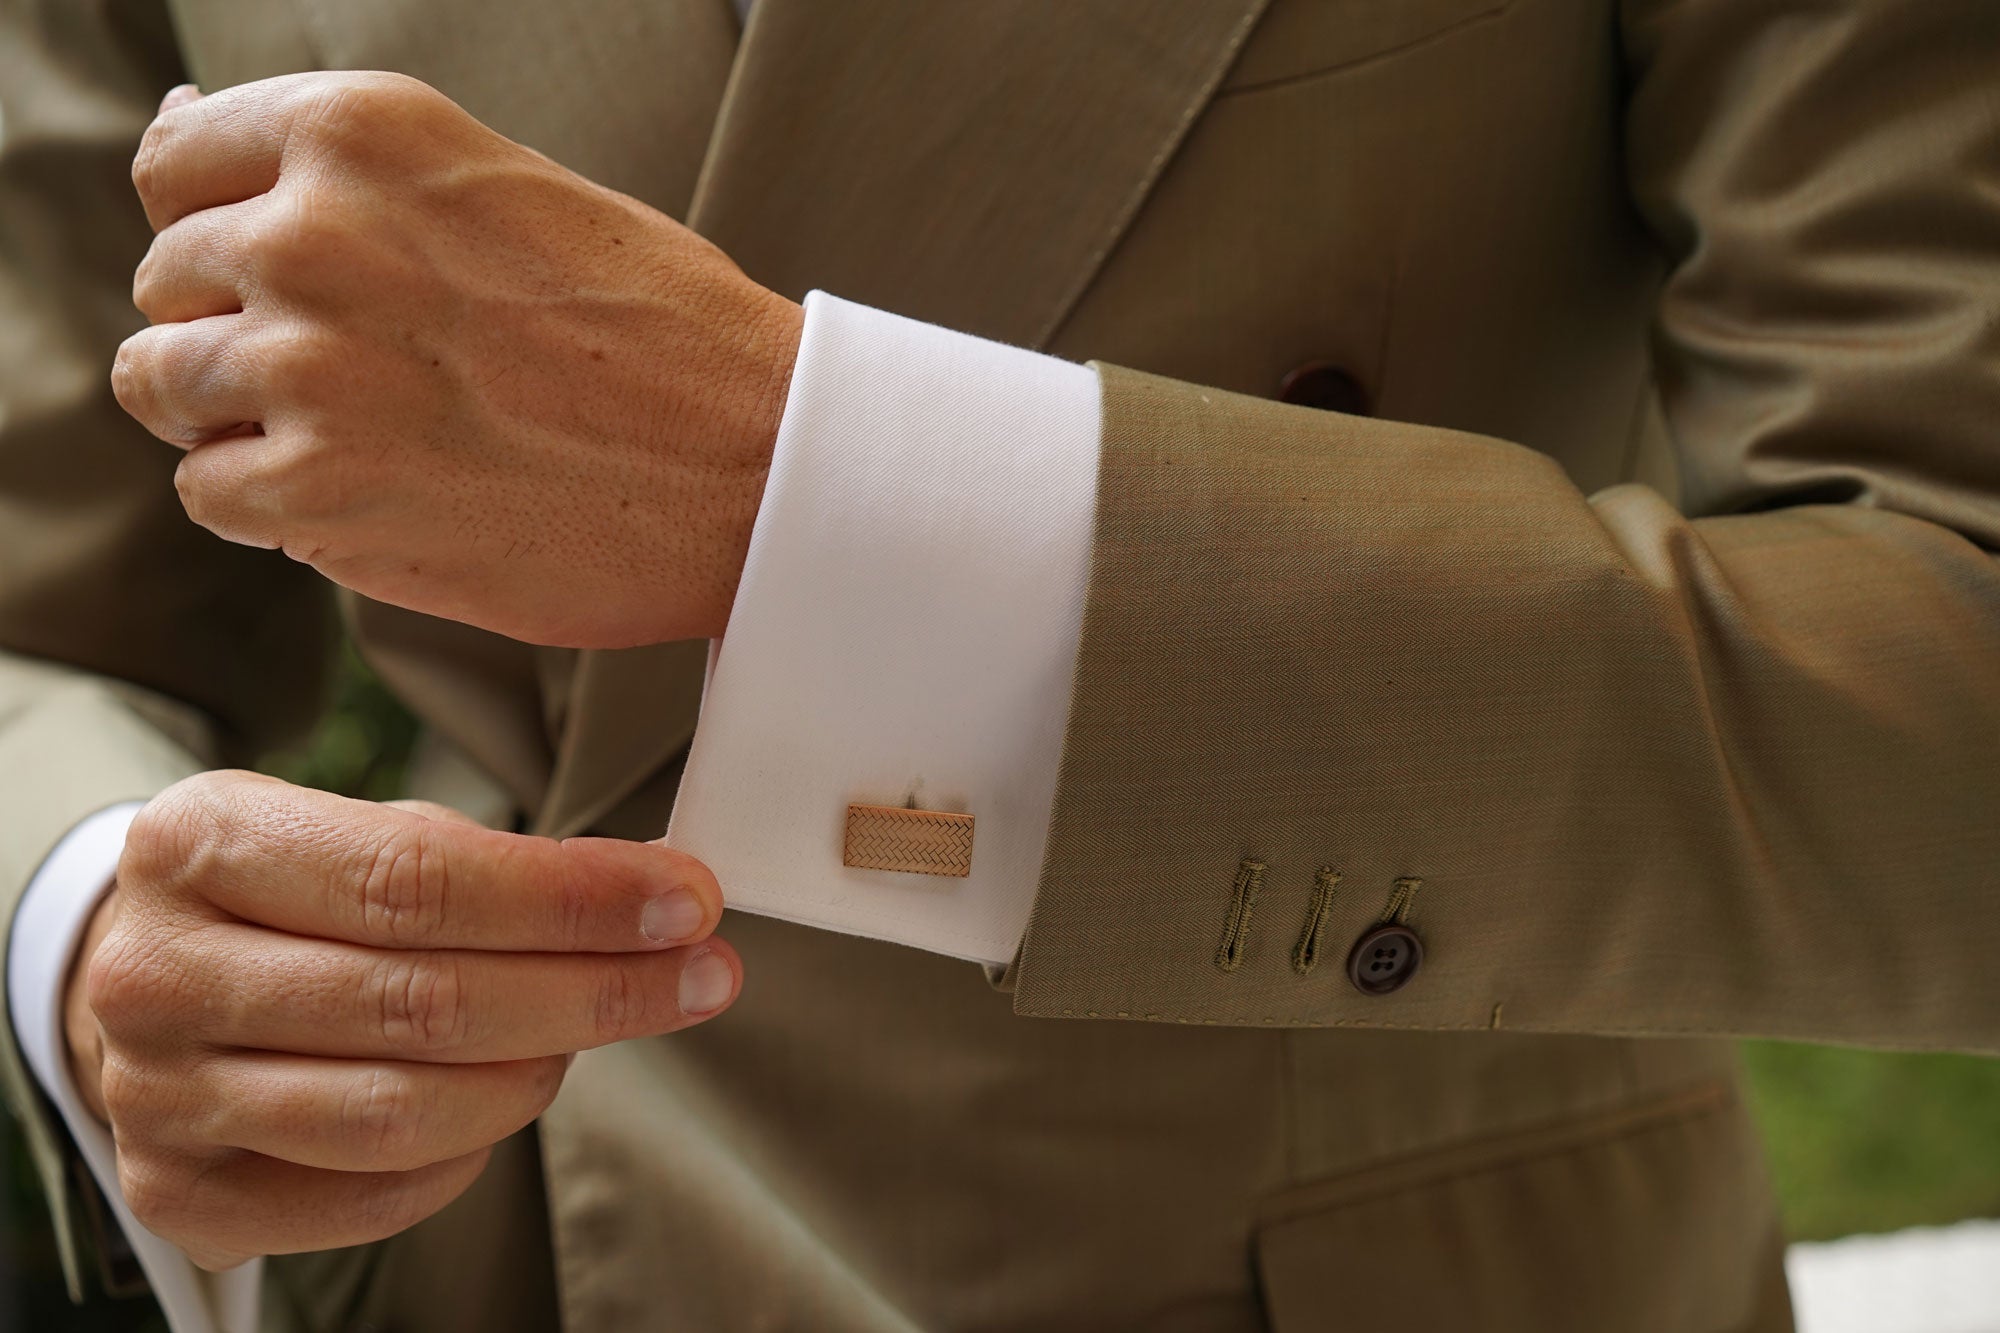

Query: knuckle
173 449 280 549
588 962 649 1047
130 244 167 317
88 917 217 1053
340 1067 425 1166
121 775 234 898
263 337 367 447
116 1160 170 1229
363 71 440 118
131 117 175 202
117 1151 192 1234
260 326 333 404
367 952 471 1054
306 72 440 141
166 1054 235 1149
255 194 349 278
547 845 594 953
96 1051 152 1127
356 823 450 947
121 1148 246 1265
98 1048 204 1150
84 926 166 1031
299 82 376 143
110 333 158 419
113 329 206 445
172 456 217 527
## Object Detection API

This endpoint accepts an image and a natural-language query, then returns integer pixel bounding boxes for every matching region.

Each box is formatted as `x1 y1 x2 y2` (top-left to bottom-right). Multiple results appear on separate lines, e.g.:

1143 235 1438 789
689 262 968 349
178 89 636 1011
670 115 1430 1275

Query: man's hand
112 73 804 649
63 771 737 1270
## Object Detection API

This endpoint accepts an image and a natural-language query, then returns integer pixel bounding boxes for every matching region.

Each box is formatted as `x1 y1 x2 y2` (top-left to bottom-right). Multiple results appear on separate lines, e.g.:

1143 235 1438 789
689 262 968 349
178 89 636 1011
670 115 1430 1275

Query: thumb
158 83 204 116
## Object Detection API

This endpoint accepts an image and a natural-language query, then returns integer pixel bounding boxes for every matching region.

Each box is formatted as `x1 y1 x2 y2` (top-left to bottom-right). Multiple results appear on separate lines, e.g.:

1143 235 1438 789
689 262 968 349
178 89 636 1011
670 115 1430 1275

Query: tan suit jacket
6 0 1997 1327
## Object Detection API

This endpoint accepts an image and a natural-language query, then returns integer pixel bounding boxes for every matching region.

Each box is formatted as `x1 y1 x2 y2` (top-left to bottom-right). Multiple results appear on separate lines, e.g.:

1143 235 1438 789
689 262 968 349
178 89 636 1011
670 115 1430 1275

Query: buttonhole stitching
1383 875 1423 925
1291 867 1341 975
1215 858 1266 973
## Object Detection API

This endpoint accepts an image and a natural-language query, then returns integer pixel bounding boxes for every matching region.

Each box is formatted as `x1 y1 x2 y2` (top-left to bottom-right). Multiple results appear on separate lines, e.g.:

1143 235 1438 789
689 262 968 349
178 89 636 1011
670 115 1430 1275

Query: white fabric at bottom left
8 801 263 1333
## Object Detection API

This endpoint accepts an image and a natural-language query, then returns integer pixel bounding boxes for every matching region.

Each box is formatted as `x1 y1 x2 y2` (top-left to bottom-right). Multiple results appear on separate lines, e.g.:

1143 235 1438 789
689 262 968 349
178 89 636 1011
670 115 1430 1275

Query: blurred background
6 647 1999 1331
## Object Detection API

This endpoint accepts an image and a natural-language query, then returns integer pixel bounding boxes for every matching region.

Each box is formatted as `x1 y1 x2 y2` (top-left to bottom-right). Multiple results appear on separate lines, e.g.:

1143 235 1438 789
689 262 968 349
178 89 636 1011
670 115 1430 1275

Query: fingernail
159 84 202 114
677 948 735 1015
641 889 706 943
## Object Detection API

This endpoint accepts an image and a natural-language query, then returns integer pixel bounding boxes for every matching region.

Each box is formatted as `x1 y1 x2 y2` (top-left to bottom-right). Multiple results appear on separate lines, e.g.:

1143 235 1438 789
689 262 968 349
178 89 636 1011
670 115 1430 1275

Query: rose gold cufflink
843 804 974 877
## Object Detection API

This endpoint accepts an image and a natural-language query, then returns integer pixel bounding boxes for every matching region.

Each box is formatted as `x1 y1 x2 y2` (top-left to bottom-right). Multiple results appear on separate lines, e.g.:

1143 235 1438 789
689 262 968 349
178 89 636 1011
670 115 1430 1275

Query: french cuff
9 804 263 1333
667 292 1102 965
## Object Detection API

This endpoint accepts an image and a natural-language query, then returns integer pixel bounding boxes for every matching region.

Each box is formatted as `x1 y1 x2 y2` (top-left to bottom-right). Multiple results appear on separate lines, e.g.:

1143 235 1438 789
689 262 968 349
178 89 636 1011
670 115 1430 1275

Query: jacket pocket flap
1254 1084 1794 1332
1218 0 1510 95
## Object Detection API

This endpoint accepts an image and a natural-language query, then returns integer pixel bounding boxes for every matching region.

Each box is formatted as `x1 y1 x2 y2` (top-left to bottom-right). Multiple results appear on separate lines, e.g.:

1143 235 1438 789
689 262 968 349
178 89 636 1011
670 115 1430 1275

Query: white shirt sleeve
8 803 263 1333
666 291 1101 965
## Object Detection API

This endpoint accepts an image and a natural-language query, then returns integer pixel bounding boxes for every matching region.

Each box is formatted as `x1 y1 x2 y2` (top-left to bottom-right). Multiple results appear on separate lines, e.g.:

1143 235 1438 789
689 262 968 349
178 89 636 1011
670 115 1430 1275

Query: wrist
704 288 803 639
745 292 805 473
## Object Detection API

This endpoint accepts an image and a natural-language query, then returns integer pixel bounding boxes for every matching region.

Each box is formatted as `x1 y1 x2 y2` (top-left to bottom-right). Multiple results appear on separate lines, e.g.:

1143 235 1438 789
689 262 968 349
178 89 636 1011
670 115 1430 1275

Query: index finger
131 72 332 231
133 774 722 953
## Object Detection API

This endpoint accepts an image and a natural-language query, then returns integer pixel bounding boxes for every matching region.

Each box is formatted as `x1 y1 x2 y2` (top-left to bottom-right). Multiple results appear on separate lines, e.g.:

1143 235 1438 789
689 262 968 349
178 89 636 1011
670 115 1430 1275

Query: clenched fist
65 771 738 1270
113 73 804 649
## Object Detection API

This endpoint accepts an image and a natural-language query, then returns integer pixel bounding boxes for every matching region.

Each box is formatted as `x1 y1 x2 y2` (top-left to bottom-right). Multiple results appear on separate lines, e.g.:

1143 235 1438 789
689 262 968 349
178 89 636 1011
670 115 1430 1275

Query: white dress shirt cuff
667 292 1102 965
8 803 262 1333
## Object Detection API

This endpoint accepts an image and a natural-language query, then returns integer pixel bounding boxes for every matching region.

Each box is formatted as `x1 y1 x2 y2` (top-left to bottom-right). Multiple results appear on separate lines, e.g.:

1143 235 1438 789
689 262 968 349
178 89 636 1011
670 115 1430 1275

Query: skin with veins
114 71 804 650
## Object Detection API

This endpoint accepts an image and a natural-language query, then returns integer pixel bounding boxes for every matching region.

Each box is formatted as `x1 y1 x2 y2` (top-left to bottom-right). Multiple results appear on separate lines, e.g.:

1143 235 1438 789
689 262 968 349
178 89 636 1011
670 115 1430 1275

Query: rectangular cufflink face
843 804 975 877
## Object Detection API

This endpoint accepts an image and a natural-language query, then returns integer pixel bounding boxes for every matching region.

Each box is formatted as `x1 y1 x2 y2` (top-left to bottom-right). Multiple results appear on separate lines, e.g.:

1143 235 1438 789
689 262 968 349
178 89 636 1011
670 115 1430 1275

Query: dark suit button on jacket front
1277 360 1371 416
1345 923 1422 995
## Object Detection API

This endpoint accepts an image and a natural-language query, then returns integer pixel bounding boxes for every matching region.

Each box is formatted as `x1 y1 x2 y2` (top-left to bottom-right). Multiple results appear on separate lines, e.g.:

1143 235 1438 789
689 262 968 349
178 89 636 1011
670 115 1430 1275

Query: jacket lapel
540 0 1270 839
689 0 1271 345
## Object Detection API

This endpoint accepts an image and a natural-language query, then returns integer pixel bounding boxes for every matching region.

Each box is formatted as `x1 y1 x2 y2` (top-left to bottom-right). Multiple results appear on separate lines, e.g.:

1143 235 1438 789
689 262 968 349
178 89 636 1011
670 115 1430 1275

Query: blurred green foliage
6 647 1997 1328
1743 1041 2000 1241
259 640 422 802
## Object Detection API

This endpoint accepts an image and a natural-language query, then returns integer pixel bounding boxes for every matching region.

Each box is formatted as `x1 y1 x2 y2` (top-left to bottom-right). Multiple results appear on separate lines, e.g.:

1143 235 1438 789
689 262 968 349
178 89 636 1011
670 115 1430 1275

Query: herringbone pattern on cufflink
843 804 975 877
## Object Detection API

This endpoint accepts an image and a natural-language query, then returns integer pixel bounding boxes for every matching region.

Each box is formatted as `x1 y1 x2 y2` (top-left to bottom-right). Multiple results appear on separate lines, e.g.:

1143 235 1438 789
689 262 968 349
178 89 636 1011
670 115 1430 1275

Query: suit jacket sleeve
1011 0 2000 1051
0 0 334 1297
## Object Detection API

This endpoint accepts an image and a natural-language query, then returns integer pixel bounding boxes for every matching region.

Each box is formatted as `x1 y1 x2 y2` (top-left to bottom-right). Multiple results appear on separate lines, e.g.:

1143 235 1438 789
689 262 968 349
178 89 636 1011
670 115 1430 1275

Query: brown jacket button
1277 361 1371 416
1346 923 1422 995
